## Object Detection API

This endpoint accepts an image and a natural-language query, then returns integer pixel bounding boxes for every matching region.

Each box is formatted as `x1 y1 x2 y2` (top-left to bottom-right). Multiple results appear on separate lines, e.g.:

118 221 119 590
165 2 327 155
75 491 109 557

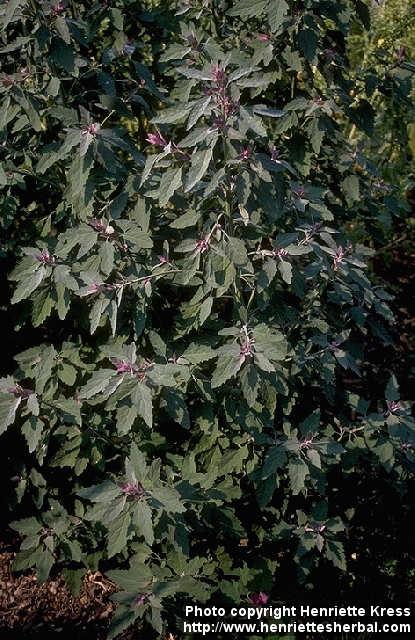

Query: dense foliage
348 0 415 197
1 1 414 638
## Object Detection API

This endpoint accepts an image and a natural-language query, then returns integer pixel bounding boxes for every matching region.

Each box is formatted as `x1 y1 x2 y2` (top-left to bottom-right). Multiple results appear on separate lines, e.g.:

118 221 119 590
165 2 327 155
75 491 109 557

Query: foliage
1 1 414 638
348 0 415 197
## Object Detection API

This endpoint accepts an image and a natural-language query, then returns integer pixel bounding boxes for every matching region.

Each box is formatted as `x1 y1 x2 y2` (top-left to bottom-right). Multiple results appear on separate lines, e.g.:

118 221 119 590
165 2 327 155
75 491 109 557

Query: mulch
0 550 116 639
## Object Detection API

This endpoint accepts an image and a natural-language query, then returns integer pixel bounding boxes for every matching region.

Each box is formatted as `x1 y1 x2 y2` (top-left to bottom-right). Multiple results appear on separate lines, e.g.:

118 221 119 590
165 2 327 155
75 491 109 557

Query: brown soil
0 550 115 638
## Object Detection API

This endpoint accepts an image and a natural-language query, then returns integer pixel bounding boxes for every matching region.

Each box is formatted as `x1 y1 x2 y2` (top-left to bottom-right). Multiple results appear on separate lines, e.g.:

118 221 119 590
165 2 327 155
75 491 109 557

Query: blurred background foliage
349 0 415 192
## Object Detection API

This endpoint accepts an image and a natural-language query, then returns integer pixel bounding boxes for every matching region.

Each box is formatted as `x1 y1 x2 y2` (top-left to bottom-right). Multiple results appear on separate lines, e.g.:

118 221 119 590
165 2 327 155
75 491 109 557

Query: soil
0 547 115 640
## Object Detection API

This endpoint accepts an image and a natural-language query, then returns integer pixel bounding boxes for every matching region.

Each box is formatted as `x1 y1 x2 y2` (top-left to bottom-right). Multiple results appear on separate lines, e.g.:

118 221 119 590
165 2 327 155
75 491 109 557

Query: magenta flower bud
86 282 102 295
195 238 210 254
112 359 138 375
120 481 145 498
273 247 288 259
36 249 55 265
211 64 226 85
258 33 270 42
248 592 269 606
7 384 33 399
386 400 402 415
51 1 65 16
145 132 167 147
239 147 251 161
134 593 149 607
333 246 346 271
82 122 100 136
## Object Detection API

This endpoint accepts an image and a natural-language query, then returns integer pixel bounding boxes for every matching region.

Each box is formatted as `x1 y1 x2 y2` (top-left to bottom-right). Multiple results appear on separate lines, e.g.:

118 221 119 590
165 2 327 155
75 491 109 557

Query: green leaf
342 175 360 205
116 404 138 436
239 364 259 407
108 610 140 640
267 0 289 32
149 486 185 513
211 354 242 389
133 500 154 545
12 266 46 304
57 363 77 386
182 343 216 364
385 374 400 402
0 392 21 435
228 0 268 18
161 388 190 429
184 147 213 192
306 449 321 469
288 459 308 495
298 29 318 63
171 210 201 229
262 446 287 478
100 241 115 275
108 512 131 558
36 548 54 583
79 369 116 399
159 167 182 206
253 324 287 361
253 105 285 118
21 417 43 453
1 0 27 31
153 105 192 124
187 96 211 130
131 383 153 429
10 517 42 536
79 480 122 503
325 539 347 571
62 568 85 597
278 260 292 284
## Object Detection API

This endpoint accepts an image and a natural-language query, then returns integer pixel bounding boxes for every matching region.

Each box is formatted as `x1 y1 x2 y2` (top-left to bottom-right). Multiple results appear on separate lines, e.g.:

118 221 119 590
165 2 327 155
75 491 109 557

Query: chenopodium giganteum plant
1 0 414 637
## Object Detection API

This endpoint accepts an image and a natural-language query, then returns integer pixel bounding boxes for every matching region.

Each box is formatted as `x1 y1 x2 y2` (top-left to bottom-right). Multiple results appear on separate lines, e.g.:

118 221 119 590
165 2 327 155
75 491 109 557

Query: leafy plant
1 1 414 638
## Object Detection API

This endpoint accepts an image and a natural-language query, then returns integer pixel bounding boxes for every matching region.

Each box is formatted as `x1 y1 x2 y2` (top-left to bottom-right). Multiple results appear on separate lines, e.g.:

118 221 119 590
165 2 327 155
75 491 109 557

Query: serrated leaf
171 210 200 229
187 96 211 130
107 512 131 558
159 166 182 206
325 539 347 571
288 459 308 495
36 548 54 583
0 392 21 435
211 354 242 388
12 266 46 304
150 486 185 513
184 147 213 192
228 0 267 18
133 500 154 545
182 343 216 364
278 260 292 284
267 0 289 31
131 383 152 429
117 404 138 436
262 446 287 478
21 417 43 453
79 369 116 399
342 175 360 205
